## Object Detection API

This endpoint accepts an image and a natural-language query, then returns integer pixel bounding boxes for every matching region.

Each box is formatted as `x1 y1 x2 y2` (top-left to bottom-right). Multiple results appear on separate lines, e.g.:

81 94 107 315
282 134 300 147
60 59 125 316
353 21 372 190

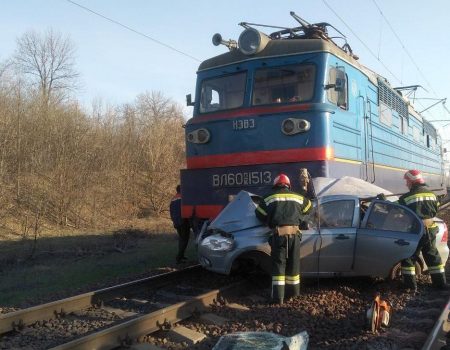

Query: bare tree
0 59 13 79
14 29 80 104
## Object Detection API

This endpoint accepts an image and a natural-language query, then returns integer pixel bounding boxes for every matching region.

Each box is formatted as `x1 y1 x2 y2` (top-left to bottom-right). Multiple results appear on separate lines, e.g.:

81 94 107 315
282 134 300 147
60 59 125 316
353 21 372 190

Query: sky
1 0 449 147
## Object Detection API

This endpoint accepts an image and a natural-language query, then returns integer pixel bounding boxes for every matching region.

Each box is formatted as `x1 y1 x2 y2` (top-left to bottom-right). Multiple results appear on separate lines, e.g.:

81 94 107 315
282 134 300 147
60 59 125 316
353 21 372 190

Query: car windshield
252 64 315 105
199 72 247 113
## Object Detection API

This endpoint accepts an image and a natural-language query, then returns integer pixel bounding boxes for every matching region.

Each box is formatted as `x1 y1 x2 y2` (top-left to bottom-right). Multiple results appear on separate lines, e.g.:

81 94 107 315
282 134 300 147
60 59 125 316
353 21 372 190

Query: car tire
233 251 271 275
389 261 422 281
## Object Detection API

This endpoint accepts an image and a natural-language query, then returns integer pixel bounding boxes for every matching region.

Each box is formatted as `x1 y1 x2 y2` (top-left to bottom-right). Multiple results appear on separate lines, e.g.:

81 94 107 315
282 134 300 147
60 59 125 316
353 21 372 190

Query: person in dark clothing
170 185 191 264
397 169 449 291
255 174 312 304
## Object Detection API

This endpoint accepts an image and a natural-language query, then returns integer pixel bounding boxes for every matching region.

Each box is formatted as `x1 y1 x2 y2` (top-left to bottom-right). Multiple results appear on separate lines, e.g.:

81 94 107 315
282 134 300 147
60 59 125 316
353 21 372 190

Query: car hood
208 191 263 233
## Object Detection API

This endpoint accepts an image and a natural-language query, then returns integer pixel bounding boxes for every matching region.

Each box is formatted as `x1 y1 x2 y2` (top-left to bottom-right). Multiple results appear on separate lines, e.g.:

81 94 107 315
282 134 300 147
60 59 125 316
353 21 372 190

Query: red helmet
273 173 291 188
404 169 425 186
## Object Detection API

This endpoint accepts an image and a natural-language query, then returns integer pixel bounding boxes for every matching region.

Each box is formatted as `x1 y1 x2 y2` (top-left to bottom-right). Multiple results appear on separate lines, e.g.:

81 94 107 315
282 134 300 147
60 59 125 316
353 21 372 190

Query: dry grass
0 216 174 241
0 216 196 307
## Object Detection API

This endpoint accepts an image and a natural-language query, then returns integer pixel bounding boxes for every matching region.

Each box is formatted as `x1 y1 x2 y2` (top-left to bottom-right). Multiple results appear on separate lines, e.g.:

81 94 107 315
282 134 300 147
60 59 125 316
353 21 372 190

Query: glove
376 193 386 200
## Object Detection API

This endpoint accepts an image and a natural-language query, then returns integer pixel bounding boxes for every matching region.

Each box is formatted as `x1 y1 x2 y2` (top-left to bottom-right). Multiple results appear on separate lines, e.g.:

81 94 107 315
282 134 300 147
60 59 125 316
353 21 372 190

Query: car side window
318 200 355 228
365 202 421 233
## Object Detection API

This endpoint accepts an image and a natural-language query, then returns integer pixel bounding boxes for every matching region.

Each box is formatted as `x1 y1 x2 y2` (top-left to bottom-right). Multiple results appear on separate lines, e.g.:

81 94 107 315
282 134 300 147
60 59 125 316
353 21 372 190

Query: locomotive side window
327 66 348 110
199 72 246 113
400 116 408 135
379 102 393 127
252 64 315 105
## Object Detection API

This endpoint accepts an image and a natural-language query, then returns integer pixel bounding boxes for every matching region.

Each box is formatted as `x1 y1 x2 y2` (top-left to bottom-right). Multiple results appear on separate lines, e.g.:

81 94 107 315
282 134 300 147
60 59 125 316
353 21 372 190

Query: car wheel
389 261 422 280
233 252 271 275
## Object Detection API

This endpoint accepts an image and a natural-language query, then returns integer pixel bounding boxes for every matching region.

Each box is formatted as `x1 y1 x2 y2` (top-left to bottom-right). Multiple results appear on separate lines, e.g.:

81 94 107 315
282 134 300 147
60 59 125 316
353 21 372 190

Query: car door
354 199 424 277
301 197 358 275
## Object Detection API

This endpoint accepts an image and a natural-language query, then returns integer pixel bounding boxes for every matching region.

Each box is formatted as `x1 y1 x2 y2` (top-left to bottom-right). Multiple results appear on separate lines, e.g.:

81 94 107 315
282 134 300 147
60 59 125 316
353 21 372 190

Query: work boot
400 281 417 294
267 297 284 305
431 273 450 290
402 274 417 293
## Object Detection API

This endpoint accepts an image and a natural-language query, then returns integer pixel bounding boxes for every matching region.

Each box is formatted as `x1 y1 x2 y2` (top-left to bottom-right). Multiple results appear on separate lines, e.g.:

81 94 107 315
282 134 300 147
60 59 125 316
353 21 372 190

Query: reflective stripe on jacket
255 187 312 228
398 185 438 220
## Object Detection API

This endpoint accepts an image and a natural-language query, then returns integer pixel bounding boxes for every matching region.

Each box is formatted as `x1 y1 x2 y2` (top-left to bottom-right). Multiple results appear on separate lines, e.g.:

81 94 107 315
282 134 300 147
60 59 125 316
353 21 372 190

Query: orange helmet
404 169 425 186
273 173 291 188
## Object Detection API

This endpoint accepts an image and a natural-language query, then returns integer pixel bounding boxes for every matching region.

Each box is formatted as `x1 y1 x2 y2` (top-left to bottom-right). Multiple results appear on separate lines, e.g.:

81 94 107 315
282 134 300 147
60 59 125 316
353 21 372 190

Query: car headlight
200 234 234 251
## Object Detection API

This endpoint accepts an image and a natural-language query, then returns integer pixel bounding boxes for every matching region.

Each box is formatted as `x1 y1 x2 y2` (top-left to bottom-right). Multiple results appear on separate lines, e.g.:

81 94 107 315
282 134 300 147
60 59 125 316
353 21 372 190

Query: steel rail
421 298 450 350
48 281 244 350
0 265 202 334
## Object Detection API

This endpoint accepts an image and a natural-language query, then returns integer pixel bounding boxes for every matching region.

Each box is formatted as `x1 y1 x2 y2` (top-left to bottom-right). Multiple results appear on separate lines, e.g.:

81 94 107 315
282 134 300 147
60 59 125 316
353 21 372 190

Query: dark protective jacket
255 187 312 228
398 184 439 220
170 193 183 228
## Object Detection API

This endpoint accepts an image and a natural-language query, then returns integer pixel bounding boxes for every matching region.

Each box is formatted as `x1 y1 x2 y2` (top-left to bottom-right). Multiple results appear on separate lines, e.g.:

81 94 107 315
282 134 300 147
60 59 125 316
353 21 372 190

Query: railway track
0 265 202 334
0 266 245 349
422 298 450 350
1 263 450 349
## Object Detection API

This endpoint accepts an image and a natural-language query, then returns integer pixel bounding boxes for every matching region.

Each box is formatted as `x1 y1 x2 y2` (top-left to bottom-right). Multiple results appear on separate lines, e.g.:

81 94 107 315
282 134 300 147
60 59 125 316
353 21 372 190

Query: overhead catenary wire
371 0 450 124
371 0 438 97
323 0 449 126
65 0 201 62
321 0 402 84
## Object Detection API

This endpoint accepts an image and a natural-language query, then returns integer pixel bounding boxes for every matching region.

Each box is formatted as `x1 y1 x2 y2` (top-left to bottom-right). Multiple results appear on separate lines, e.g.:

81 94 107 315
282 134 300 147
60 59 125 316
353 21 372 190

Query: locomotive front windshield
199 72 246 113
253 64 316 105
198 64 316 114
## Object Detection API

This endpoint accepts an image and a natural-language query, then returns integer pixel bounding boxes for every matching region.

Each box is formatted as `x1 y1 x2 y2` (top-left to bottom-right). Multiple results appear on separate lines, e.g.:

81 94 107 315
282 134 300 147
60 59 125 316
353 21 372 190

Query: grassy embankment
0 218 197 307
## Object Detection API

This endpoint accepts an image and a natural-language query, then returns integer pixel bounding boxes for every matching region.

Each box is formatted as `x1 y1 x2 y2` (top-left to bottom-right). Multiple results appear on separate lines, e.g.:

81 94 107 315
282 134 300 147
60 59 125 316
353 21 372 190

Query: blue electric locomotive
181 12 446 220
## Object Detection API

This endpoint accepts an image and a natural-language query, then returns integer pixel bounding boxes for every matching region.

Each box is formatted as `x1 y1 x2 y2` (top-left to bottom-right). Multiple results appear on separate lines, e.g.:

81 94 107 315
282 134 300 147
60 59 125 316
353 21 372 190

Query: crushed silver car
197 177 449 279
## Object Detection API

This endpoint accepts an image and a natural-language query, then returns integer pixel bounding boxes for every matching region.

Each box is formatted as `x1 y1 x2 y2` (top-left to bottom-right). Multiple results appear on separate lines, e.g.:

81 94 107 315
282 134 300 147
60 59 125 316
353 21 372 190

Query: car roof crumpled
313 176 395 199
207 177 396 233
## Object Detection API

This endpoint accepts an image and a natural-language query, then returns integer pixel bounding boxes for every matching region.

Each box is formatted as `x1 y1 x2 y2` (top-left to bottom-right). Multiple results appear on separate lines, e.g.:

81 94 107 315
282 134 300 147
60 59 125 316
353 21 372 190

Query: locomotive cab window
252 64 315 105
199 72 246 113
326 66 348 110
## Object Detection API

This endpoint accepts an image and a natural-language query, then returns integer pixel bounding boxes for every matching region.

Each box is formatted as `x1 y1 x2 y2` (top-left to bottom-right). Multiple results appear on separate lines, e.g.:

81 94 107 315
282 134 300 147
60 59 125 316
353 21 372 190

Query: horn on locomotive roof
212 33 238 51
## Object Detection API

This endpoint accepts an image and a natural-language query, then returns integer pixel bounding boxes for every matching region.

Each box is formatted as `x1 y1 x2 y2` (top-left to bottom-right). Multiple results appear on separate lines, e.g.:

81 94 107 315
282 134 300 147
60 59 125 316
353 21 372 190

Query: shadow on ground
0 228 197 307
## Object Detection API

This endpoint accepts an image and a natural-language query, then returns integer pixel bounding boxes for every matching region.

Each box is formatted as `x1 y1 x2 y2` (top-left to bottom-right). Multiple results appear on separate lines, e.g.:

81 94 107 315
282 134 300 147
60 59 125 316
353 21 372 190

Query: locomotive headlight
281 118 311 135
187 128 211 144
282 119 295 134
298 119 309 130
201 234 234 251
197 129 209 143
238 28 271 55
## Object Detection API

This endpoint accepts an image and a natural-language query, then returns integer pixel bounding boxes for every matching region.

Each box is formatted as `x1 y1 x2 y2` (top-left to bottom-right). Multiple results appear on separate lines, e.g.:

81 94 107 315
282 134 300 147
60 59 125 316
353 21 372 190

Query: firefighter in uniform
398 169 449 291
255 174 312 304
